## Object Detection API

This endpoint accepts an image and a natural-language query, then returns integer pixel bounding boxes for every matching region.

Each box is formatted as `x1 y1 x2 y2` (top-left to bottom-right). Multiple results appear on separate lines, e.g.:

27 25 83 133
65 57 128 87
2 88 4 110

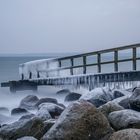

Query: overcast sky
0 0 140 54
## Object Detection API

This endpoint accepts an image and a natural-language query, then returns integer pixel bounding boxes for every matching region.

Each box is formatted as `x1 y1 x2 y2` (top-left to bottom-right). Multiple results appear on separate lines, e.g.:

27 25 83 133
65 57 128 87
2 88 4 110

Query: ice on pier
19 59 140 90
19 59 59 79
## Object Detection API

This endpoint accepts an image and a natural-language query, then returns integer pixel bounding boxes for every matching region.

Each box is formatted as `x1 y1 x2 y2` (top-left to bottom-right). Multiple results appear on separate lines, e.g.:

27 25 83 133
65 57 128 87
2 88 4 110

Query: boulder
35 98 57 107
17 136 37 140
112 89 125 99
36 106 52 121
80 87 113 107
0 117 44 140
42 100 113 140
119 98 131 109
0 107 9 115
19 114 35 121
56 89 70 94
19 95 39 110
64 92 81 101
109 129 140 140
108 109 140 130
11 108 29 116
129 87 140 111
98 101 124 118
39 103 64 118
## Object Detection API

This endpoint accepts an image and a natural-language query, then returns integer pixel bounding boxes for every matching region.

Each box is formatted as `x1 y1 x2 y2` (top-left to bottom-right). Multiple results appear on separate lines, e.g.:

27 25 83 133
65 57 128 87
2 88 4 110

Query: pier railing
35 43 140 79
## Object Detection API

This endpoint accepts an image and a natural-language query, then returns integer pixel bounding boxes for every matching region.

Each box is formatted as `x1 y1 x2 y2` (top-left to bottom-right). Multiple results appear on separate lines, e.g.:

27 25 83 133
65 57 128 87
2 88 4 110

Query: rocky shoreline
0 87 140 140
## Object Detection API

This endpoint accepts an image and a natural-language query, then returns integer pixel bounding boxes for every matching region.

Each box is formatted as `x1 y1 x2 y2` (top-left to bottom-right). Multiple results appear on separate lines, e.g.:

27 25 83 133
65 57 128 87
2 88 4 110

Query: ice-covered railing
19 43 140 81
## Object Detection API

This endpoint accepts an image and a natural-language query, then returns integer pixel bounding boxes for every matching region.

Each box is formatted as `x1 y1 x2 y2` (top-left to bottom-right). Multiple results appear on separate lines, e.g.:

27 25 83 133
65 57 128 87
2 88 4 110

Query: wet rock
42 100 113 140
129 87 140 111
19 95 39 110
119 98 131 109
38 103 64 118
65 92 81 101
98 101 124 118
112 89 125 99
108 109 140 130
11 108 29 116
35 98 57 107
0 117 44 140
0 107 9 115
17 136 37 140
109 129 140 140
56 89 70 94
80 87 113 107
36 106 52 121
19 114 35 121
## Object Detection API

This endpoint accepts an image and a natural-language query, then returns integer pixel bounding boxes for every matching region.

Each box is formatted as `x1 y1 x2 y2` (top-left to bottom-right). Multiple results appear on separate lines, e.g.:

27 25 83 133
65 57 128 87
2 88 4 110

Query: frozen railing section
19 58 60 80
31 71 140 90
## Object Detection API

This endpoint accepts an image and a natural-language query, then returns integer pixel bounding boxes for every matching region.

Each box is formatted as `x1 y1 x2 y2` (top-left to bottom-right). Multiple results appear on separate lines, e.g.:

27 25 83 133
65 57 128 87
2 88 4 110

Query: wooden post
83 56 86 74
133 47 136 70
70 58 74 75
37 71 40 78
97 53 101 73
58 60 61 76
29 72 32 79
114 50 118 72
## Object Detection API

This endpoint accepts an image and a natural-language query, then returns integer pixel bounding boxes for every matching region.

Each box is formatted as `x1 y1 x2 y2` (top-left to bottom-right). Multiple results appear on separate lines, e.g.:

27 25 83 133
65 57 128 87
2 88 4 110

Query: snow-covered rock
80 87 113 107
17 136 37 140
64 92 81 101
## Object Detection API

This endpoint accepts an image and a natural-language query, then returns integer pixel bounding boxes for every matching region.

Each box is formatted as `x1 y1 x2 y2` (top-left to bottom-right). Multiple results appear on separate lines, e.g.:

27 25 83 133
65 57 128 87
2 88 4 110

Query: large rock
42 100 113 140
11 108 29 116
56 89 70 94
64 92 81 101
35 98 58 107
109 129 140 140
98 101 124 118
36 106 52 121
80 87 113 107
112 89 125 99
0 117 44 140
130 87 140 111
17 136 37 140
39 103 64 118
19 95 39 110
119 97 131 109
108 109 140 130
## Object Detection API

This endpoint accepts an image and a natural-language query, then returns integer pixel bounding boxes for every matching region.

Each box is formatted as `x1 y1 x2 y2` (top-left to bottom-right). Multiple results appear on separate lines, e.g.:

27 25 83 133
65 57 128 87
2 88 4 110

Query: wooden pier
1 43 140 92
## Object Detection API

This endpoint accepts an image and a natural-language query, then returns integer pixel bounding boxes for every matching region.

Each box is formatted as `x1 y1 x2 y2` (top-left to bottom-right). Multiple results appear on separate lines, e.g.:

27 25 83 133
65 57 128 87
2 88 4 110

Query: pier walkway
1 43 140 92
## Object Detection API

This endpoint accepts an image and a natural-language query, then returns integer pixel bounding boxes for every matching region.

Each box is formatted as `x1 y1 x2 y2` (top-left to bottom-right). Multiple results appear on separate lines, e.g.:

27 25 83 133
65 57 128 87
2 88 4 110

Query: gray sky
0 0 140 54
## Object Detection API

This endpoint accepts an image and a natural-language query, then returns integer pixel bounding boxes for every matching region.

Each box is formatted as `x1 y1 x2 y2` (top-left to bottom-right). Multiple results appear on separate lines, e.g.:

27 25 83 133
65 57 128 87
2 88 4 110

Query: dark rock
65 92 81 101
0 117 45 140
98 101 124 118
119 98 131 109
38 103 64 118
112 89 125 99
80 87 113 107
130 87 140 111
17 136 37 140
109 129 140 140
19 95 39 110
36 106 52 121
19 114 35 121
108 109 140 130
35 98 58 107
11 108 29 116
0 107 9 115
56 89 70 94
42 100 113 140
